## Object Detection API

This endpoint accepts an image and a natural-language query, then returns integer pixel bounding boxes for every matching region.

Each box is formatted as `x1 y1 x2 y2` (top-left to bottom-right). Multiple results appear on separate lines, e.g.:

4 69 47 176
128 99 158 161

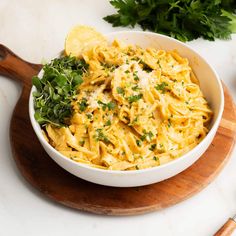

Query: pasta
44 38 212 171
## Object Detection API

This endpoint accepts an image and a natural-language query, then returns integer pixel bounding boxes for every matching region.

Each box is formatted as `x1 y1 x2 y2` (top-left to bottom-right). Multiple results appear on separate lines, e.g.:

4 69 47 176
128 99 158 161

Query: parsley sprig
32 56 88 126
97 100 116 111
127 94 143 103
94 128 110 143
155 82 168 93
104 0 236 42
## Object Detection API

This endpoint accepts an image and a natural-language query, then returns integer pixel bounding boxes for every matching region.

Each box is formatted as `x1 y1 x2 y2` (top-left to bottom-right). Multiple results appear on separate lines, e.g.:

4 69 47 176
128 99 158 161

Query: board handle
214 218 236 236
0 44 42 85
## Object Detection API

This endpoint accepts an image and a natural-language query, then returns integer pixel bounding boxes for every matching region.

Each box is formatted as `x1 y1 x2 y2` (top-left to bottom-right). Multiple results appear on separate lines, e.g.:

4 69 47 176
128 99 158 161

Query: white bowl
29 31 224 187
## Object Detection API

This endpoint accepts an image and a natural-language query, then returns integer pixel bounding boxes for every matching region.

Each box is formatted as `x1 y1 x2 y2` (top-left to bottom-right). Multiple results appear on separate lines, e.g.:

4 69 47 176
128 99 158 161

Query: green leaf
32 76 42 91
104 0 236 41
155 82 168 93
73 74 84 86
105 120 112 126
133 71 140 81
32 55 88 127
54 75 67 87
116 87 125 96
222 9 236 32
107 101 116 110
78 98 88 112
34 110 45 124
136 139 142 147
127 94 143 103
98 100 116 111
149 143 156 151
94 128 110 143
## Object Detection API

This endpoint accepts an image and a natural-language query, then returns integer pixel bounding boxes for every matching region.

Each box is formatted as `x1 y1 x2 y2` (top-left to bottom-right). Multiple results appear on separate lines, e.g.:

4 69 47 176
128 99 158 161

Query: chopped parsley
157 60 162 69
130 116 138 125
105 120 111 126
141 130 154 142
127 94 143 103
79 140 85 146
155 82 168 93
153 156 158 161
86 113 93 119
133 71 139 81
136 139 142 147
107 101 116 110
168 118 171 128
78 98 88 112
149 144 157 151
94 128 110 143
131 85 141 91
97 100 116 111
101 63 117 72
140 60 153 72
116 87 125 96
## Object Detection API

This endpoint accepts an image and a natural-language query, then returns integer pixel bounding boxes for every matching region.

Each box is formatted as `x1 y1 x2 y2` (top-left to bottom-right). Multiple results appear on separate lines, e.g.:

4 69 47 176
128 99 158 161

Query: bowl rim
29 30 224 175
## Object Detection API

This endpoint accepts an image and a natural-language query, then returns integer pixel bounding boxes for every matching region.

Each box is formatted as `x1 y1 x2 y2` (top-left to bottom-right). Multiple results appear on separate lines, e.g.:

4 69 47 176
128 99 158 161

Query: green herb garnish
131 85 141 91
79 140 85 146
133 71 139 81
127 94 143 103
97 100 116 111
155 82 168 93
116 87 125 96
149 144 157 151
140 130 154 142
130 116 138 125
107 101 116 110
136 139 142 147
105 120 112 126
86 113 93 119
140 60 153 72
104 0 236 42
94 128 110 143
32 56 88 126
168 118 172 128
78 98 88 112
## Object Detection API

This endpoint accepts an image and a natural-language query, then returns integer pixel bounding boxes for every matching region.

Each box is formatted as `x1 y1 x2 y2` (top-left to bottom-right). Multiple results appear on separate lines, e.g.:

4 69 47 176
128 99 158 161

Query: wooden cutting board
0 44 236 215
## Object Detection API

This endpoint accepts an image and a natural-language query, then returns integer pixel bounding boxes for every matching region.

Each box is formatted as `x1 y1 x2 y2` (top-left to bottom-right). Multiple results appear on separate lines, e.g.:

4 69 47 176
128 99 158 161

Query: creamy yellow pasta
45 39 212 171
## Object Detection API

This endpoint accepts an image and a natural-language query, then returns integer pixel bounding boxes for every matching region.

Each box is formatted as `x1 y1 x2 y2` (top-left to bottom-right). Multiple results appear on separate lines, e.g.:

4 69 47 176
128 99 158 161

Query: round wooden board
11 85 236 216
1 44 236 216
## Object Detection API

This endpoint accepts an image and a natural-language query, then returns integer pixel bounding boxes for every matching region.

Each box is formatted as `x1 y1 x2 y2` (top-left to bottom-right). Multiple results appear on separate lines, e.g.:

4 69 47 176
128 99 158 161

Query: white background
0 1 236 235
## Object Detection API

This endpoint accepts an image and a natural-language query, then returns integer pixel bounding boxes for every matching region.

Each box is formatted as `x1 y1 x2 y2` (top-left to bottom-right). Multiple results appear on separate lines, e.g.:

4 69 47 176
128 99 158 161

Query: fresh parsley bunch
32 56 88 127
104 0 236 42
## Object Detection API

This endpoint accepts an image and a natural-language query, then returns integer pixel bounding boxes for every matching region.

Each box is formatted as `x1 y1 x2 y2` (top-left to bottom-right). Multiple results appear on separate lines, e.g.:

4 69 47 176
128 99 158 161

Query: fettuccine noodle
45 39 212 170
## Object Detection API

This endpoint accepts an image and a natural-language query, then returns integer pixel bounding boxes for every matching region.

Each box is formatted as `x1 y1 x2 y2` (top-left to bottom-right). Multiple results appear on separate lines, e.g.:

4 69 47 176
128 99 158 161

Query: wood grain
0 44 235 215
214 219 236 236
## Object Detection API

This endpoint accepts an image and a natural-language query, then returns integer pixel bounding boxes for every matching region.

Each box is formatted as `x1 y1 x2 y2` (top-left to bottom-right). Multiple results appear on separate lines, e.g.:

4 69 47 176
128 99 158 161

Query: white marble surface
0 1 236 235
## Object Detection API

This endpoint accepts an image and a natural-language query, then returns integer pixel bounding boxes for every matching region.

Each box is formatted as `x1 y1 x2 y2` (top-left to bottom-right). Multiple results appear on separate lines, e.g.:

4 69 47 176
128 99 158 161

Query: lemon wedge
65 25 107 57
